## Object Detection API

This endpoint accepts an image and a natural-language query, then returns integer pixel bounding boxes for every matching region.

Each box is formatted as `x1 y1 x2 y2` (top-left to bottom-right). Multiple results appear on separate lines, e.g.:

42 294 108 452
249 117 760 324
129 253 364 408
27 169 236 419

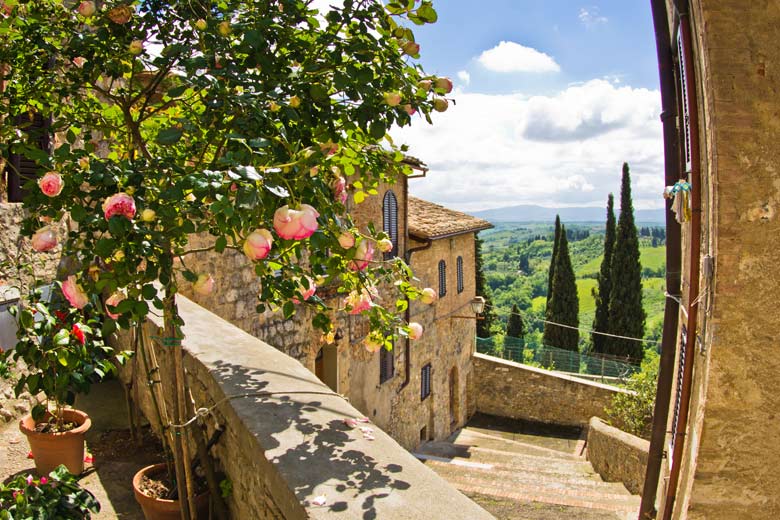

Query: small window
5 113 51 202
421 363 432 400
456 256 464 293
438 260 447 297
380 344 394 384
382 190 399 259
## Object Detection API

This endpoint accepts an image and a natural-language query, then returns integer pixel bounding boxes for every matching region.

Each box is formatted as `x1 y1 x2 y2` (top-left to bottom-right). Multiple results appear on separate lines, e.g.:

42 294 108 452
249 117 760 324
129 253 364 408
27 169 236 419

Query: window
5 113 51 202
456 256 464 293
421 363 432 400
438 260 447 297
379 344 394 384
676 30 693 173
382 190 399 259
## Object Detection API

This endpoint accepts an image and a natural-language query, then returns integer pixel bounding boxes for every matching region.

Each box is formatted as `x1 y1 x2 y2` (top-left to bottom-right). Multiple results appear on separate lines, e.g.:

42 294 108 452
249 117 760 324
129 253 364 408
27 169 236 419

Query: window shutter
677 30 692 174
457 256 464 293
6 113 51 202
383 190 399 259
421 364 432 400
438 260 447 297
380 344 394 384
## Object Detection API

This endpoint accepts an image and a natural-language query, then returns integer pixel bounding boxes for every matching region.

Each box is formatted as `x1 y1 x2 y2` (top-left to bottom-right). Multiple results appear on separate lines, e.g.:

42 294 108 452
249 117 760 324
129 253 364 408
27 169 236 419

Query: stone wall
587 417 649 495
119 294 493 520
472 353 629 428
658 2 780 519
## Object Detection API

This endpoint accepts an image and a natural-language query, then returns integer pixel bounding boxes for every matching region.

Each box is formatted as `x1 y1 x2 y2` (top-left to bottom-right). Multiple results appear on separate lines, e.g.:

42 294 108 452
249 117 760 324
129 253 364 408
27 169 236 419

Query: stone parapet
587 416 649 495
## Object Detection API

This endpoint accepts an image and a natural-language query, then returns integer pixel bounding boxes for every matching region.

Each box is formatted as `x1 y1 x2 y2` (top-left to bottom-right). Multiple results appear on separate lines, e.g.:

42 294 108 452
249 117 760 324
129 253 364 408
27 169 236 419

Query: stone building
643 2 780 519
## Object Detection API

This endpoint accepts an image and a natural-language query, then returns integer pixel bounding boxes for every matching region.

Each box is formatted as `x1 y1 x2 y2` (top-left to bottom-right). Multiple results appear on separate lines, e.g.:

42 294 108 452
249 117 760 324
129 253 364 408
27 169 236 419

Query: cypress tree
546 215 561 307
475 236 497 338
506 303 526 339
543 224 579 351
605 163 645 360
591 194 616 354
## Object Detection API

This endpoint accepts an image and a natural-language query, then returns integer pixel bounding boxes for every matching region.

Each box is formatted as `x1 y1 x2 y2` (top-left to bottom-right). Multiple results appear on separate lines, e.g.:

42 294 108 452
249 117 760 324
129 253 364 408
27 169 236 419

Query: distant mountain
471 204 665 224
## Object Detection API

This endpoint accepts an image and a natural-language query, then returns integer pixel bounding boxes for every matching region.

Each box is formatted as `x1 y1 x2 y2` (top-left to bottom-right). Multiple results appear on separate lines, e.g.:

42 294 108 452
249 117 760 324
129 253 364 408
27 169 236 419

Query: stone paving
414 413 641 520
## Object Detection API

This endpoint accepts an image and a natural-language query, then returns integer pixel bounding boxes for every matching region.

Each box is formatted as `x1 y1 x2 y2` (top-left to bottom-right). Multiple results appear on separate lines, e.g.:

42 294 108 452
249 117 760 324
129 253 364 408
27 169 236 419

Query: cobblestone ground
415 413 640 520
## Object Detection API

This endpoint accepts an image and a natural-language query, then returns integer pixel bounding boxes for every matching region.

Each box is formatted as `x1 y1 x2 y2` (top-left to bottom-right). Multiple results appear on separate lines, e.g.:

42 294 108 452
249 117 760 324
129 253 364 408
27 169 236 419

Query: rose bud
194 18 207 31
408 322 424 340
433 98 449 112
403 104 417 116
218 21 232 36
289 95 301 108
331 175 347 204
140 209 156 222
377 238 393 253
435 77 453 93
31 227 57 252
420 287 437 305
383 92 402 107
77 1 95 17
337 231 355 249
129 40 144 55
418 79 432 92
38 171 64 197
107 4 133 24
402 41 420 56
193 273 215 295
243 229 273 260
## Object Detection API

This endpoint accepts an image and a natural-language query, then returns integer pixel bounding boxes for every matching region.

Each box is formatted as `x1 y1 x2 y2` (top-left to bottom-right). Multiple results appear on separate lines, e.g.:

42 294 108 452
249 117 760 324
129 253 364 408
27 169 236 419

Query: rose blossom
420 287 437 305
107 4 133 24
332 175 347 204
105 292 125 320
31 227 57 252
343 287 376 315
193 274 215 295
243 229 273 260
292 276 316 304
62 275 89 309
273 204 319 240
408 322 423 340
102 192 136 220
77 1 95 17
38 171 64 197
349 239 374 271
39 477 48 485
26 475 33 486
71 324 86 345
377 238 393 253
402 104 416 116
73 57 87 68
337 231 355 249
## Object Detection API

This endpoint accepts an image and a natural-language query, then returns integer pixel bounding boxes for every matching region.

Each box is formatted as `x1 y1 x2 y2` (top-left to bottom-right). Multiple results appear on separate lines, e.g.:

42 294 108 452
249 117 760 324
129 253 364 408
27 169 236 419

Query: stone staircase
414 415 640 520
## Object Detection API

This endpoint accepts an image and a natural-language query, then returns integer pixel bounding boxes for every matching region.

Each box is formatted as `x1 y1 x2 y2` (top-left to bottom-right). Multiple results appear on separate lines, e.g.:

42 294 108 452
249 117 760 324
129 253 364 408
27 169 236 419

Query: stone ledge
586 417 649 495
127 294 493 519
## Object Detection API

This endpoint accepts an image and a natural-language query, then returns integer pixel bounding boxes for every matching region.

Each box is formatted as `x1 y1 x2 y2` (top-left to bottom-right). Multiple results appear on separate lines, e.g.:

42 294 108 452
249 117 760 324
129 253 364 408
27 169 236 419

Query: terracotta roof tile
408 197 493 240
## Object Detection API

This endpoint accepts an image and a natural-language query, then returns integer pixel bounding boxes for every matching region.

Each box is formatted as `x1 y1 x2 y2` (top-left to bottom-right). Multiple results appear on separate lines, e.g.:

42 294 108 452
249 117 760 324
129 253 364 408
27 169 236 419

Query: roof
407 197 493 240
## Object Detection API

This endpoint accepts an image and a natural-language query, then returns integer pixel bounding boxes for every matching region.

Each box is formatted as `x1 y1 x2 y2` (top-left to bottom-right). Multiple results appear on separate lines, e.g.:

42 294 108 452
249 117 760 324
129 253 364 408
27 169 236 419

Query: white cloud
457 70 471 86
391 80 663 212
477 41 560 74
579 7 608 27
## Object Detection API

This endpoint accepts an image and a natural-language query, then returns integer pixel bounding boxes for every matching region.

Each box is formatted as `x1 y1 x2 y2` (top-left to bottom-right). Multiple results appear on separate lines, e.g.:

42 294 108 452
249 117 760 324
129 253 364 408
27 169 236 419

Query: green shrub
605 350 659 439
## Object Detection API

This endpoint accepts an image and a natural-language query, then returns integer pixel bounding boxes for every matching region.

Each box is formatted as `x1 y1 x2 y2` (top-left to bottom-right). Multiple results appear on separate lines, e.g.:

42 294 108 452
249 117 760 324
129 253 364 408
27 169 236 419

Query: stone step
452 428 583 460
420 457 632 498
425 461 640 514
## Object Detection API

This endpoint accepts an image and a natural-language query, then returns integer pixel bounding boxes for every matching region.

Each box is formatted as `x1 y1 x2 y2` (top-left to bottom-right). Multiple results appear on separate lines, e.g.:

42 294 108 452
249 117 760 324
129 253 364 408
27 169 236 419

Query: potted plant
2 286 128 476
0 464 100 519
1 0 443 517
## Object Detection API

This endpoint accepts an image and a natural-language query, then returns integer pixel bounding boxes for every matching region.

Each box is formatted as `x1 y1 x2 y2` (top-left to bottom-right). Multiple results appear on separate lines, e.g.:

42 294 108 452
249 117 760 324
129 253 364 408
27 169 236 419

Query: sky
381 0 665 213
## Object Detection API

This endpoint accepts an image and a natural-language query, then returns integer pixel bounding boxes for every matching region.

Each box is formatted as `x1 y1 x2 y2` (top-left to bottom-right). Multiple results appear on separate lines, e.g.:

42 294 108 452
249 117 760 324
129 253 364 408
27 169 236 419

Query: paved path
414 414 640 520
0 380 159 519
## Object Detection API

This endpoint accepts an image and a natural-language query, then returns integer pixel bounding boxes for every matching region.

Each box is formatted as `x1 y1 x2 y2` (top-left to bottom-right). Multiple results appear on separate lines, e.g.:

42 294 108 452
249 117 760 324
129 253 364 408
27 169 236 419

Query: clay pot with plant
2 287 129 476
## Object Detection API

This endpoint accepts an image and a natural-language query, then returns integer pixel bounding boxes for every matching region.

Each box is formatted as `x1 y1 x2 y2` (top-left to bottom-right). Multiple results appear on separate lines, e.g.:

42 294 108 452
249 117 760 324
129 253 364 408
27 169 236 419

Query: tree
591 194 616 354
1 1 444 514
546 214 561 307
475 236 497 337
605 163 646 360
543 224 579 351
506 303 525 339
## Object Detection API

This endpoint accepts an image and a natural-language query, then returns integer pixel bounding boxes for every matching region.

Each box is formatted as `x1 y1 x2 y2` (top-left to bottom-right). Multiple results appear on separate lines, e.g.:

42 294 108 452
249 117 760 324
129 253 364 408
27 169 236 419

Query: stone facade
472 353 630 428
587 417 649 495
656 2 780 519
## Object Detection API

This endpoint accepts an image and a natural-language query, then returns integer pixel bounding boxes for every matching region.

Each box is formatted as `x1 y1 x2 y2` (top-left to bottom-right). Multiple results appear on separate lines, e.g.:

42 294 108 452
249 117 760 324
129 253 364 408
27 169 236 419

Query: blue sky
314 1 665 212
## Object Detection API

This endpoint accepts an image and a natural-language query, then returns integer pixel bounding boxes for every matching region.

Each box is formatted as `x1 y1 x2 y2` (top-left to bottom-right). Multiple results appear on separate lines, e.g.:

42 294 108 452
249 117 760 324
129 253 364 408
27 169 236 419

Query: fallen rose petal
312 495 327 506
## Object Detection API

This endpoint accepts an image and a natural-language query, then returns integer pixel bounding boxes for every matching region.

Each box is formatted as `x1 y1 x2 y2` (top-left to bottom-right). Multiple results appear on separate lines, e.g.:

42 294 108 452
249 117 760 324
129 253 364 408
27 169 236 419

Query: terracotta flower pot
19 408 91 476
133 463 210 520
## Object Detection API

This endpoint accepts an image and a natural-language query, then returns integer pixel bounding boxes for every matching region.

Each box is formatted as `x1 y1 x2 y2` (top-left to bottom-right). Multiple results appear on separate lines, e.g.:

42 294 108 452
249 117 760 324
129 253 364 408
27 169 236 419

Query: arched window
382 190 399 259
457 256 464 293
438 260 447 297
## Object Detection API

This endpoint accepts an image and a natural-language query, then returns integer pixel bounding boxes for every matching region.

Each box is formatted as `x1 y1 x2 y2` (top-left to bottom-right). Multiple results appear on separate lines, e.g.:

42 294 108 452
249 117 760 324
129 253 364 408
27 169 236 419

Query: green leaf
156 127 184 145
215 236 227 253
141 284 157 300
31 404 46 422
70 204 87 223
53 329 70 346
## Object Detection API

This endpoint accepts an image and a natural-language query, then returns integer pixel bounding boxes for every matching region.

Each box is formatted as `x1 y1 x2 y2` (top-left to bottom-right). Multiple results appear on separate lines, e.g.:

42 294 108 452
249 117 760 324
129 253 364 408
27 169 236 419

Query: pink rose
26 475 34 486
332 175 347 204
383 92 402 107
243 229 273 260
377 238 393 253
73 57 87 68
435 77 453 93
273 204 319 240
193 274 215 295
38 171 64 197
349 239 374 271
292 276 316 304
31 227 57 252
420 287 437 305
417 80 432 92
77 1 95 17
408 322 423 340
107 4 133 24
105 292 125 320
402 104 417 116
102 192 136 220
40 477 48 485
337 231 355 249
62 275 89 309
343 287 376 315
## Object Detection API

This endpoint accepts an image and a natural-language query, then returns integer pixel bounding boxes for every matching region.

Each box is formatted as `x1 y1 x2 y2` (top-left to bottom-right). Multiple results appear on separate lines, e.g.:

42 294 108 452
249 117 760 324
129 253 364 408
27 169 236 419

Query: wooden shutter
380 344 394 384
383 190 399 259
438 260 447 297
677 30 693 174
421 364 432 400
6 113 51 202
457 256 464 293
